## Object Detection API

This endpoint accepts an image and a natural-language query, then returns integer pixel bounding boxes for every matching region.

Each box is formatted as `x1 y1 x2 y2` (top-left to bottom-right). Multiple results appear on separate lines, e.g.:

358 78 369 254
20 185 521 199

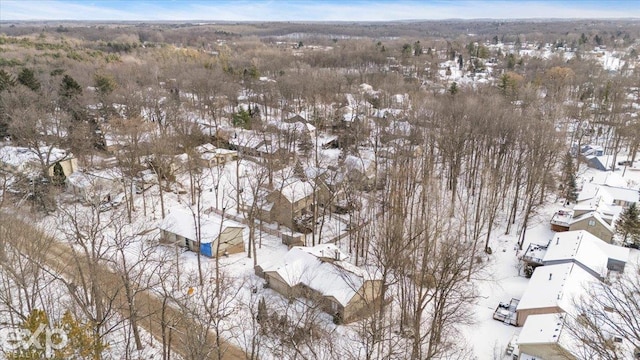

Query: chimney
334 249 340 261
549 273 553 280
556 237 559 245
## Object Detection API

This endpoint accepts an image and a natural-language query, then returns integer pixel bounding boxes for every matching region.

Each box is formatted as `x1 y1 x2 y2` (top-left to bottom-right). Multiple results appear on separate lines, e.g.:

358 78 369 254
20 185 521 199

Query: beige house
0 145 77 179
568 212 615 243
259 244 382 323
195 143 238 167
264 178 316 230
158 208 245 257
517 314 578 360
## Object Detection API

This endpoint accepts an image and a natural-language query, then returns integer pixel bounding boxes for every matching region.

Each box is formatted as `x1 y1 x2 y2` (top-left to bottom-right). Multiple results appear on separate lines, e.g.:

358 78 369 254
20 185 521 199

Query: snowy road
2 214 247 360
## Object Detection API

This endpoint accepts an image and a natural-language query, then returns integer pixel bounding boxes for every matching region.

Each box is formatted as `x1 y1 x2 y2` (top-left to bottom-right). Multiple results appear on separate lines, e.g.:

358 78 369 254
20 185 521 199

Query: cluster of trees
0 20 639 359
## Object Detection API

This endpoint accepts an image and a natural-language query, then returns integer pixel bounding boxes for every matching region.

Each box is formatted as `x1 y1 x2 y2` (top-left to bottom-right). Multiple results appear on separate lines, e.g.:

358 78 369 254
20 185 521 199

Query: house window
330 301 338 313
588 220 596 227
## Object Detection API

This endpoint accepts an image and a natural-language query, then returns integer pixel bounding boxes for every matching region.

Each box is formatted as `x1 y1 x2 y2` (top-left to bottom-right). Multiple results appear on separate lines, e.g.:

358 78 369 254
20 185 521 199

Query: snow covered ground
465 158 640 359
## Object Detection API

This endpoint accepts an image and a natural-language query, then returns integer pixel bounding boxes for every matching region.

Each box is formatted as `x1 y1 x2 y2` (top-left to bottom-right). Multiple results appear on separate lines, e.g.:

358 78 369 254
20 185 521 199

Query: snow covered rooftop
516 263 595 314
517 313 579 357
66 169 120 189
158 208 244 244
228 129 269 149
275 121 315 134
263 244 377 306
0 145 71 174
552 230 628 260
278 178 315 203
542 231 621 279
569 211 615 233
550 209 573 227
269 168 317 203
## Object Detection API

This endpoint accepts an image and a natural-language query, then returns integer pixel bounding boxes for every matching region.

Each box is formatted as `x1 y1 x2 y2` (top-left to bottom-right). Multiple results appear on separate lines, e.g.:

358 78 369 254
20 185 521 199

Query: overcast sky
1 0 639 21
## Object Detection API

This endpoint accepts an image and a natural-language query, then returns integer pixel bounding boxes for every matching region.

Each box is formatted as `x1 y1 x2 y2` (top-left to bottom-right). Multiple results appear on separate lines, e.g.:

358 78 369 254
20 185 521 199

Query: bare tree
565 265 640 360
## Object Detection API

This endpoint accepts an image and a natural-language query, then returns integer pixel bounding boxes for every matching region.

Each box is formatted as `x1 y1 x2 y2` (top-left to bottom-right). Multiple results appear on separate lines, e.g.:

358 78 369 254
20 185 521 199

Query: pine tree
17 68 40 92
94 74 117 97
448 82 458 95
561 152 578 204
59 74 82 100
232 108 252 129
7 309 50 360
52 162 66 186
298 132 313 157
0 69 15 92
616 203 640 245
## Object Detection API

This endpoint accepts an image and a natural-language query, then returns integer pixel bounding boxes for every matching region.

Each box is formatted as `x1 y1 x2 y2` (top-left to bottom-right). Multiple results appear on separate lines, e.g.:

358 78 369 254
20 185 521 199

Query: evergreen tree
7 309 50 360
52 162 66 186
298 132 313 157
561 152 578 203
94 74 117 97
59 74 82 100
58 311 108 359
0 69 13 137
402 43 412 57
0 69 15 91
17 68 40 92
448 82 458 95
413 41 423 56
232 108 252 129
506 53 516 69
616 203 640 245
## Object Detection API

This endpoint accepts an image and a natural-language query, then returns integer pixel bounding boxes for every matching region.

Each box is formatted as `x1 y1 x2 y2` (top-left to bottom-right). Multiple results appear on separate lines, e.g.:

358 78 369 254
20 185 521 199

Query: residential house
228 129 290 161
585 155 609 171
195 143 238 167
283 114 307 124
517 313 579 360
549 181 637 243
580 144 604 157
343 153 382 190
264 177 316 230
66 169 122 204
579 181 639 209
568 211 616 243
522 230 629 277
515 263 594 326
158 208 245 257
258 243 382 323
0 145 77 179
